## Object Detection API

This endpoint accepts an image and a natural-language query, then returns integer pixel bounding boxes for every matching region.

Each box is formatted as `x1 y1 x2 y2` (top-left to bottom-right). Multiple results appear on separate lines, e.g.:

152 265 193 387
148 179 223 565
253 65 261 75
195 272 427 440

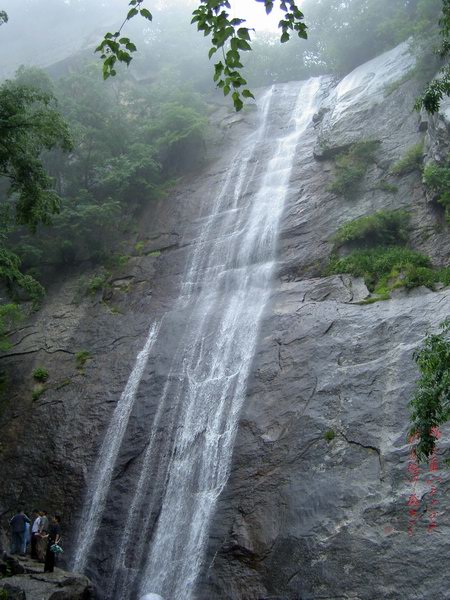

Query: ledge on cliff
0 554 94 600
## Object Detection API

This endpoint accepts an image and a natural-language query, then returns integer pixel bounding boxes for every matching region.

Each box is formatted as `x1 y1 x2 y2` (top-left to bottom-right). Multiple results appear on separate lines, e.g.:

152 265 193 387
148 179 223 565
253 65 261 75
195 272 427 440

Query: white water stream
74 77 322 600
73 322 160 572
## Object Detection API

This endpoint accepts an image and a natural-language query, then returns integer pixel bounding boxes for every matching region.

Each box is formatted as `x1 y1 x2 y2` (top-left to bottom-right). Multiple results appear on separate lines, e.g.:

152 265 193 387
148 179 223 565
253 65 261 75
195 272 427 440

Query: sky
229 0 286 32
172 0 291 33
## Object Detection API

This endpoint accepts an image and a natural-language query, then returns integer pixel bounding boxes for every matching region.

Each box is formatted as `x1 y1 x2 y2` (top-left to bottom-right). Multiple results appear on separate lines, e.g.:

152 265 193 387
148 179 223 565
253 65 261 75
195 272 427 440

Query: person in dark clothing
43 514 61 573
9 508 30 555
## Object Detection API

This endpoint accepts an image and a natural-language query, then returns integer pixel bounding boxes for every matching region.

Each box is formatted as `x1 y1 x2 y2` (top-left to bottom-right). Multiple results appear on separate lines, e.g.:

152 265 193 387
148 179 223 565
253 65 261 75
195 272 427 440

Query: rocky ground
0 554 93 599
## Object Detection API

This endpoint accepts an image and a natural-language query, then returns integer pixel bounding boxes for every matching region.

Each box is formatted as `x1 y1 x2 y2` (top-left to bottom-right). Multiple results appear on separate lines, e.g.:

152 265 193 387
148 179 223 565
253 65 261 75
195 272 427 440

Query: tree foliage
0 73 72 230
97 0 307 110
96 0 446 108
423 154 450 222
415 0 450 113
0 70 71 313
409 319 450 461
7 65 208 271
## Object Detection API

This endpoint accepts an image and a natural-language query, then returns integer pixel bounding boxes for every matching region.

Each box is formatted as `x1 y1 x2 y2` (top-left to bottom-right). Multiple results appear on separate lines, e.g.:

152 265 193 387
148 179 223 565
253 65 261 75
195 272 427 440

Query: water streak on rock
72 322 160 572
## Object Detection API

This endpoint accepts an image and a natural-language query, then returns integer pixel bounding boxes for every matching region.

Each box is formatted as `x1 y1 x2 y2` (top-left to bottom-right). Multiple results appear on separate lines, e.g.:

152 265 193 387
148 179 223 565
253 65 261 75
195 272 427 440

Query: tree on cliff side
0 72 72 321
409 319 450 461
415 0 450 113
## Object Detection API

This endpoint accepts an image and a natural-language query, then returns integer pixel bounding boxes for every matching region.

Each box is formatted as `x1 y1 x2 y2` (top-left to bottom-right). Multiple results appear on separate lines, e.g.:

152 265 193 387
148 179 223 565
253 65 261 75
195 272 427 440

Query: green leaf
237 28 251 41
265 1 274 15
208 47 217 59
127 7 139 19
140 8 152 20
280 31 290 43
242 89 255 99
237 39 252 51
234 97 244 112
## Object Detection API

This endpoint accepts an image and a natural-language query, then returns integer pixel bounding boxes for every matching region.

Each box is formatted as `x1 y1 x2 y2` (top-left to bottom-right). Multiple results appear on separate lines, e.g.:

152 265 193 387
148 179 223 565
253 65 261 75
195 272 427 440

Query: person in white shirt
31 509 42 559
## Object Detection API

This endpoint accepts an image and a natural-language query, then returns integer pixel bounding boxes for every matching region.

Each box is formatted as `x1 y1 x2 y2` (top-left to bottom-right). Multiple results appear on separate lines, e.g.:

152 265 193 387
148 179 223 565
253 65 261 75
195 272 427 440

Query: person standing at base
37 510 49 561
30 509 41 559
9 508 30 556
22 518 31 555
43 514 61 573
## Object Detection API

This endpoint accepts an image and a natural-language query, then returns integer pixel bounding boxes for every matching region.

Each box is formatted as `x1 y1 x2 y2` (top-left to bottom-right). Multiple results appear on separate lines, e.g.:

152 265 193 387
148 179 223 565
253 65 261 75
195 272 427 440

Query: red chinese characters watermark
407 428 442 536
406 437 421 536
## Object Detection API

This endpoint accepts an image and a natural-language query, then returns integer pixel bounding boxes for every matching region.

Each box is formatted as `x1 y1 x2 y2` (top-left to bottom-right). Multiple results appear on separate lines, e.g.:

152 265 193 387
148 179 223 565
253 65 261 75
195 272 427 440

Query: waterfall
72 322 160 572
75 77 322 600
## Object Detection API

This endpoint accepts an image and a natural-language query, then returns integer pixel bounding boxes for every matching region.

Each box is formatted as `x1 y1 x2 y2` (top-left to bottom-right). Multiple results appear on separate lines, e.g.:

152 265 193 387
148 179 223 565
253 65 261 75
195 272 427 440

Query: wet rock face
0 42 449 600
202 283 450 600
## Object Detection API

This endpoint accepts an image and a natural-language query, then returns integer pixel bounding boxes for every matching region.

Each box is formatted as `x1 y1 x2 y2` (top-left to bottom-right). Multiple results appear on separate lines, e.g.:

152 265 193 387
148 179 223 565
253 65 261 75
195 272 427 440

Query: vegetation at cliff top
333 210 410 248
423 155 450 222
409 319 450 461
327 141 380 198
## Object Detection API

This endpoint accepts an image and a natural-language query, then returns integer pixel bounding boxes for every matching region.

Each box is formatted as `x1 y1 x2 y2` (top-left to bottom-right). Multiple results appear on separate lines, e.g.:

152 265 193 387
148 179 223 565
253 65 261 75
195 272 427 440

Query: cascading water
74 77 323 600
72 321 160 572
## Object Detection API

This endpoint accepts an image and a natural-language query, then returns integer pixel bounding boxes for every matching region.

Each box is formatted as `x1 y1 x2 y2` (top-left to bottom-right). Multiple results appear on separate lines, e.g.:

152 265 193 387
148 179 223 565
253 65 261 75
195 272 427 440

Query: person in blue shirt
9 508 30 556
